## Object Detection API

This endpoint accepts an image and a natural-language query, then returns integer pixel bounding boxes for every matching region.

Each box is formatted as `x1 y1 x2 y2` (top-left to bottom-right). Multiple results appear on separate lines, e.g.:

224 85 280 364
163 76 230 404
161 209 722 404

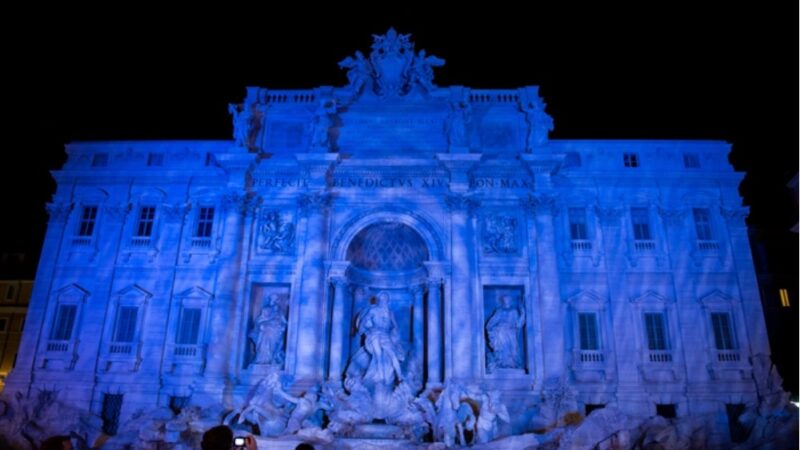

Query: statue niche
484 286 526 373
248 287 290 369
332 221 437 429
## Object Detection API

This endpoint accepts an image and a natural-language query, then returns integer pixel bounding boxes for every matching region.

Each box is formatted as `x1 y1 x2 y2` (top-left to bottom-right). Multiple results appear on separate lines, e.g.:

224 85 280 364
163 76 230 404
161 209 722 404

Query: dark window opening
585 403 605 416
656 403 676 419
623 152 639 168
169 395 190 415
102 393 124 435
726 403 749 443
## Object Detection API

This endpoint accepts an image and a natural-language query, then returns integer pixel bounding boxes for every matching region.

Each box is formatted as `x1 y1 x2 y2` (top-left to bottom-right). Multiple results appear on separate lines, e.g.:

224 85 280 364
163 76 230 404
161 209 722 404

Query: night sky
2 8 796 389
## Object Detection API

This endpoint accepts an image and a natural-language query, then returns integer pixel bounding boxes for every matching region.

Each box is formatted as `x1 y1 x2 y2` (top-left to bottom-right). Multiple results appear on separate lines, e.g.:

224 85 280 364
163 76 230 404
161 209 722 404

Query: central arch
326 211 446 385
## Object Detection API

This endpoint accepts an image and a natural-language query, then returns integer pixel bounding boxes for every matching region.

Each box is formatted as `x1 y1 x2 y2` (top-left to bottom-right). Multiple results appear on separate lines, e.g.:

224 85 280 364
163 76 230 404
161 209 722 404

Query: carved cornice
46 202 72 223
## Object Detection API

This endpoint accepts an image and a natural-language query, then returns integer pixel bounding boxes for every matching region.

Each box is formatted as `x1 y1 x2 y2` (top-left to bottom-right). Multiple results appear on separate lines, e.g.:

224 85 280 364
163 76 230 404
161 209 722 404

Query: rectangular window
779 288 791 307
630 207 651 240
711 313 737 350
644 313 668 350
195 207 214 238
50 304 78 341
5 284 15 301
92 153 109 167
77 206 98 237
683 153 700 168
578 312 599 350
147 153 164 166
623 152 639 168
0 318 7 333
135 206 156 237
693 208 713 240
568 207 588 240
176 308 202 345
113 306 138 342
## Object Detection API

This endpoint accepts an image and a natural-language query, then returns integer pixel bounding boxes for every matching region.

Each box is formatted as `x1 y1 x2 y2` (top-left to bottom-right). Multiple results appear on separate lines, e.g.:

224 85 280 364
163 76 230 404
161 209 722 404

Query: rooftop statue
520 99 554 149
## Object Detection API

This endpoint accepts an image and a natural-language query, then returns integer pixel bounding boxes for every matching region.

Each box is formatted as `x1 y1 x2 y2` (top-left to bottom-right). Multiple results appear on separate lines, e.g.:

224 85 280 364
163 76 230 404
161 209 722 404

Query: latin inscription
252 176 533 190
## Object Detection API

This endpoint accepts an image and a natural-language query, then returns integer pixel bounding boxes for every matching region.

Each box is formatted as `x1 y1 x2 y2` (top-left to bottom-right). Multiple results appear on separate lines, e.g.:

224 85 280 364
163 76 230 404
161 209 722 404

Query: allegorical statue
309 99 337 150
445 100 471 150
410 49 445 93
475 390 510 444
521 100 554 149
486 295 525 371
250 294 287 365
356 291 405 386
338 50 373 96
229 103 255 148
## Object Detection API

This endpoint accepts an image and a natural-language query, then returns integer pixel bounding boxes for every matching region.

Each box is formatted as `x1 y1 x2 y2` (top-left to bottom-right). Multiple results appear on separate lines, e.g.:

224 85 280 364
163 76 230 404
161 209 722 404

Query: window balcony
47 341 70 352
191 237 212 249
697 240 719 251
109 343 133 354
174 344 200 357
634 240 656 251
571 240 592 251
648 350 673 363
72 237 92 246
577 350 604 364
130 237 152 248
715 350 740 363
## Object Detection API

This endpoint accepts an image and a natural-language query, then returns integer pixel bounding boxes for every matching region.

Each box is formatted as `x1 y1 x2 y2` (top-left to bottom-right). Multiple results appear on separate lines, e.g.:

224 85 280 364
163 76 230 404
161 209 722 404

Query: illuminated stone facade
5 30 783 448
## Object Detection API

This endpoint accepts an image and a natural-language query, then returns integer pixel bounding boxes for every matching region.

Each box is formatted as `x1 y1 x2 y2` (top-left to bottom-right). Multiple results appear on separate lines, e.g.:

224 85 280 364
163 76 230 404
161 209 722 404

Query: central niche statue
358 292 405 385
486 295 525 371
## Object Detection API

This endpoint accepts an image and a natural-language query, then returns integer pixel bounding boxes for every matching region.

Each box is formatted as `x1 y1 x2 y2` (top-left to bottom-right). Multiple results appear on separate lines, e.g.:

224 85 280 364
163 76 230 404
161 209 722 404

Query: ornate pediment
339 28 445 99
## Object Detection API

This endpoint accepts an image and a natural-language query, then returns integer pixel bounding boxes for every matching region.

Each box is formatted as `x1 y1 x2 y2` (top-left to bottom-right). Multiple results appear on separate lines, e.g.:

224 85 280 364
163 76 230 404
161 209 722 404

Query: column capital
657 206 687 227
521 193 559 216
46 202 72 223
594 205 624 226
720 206 749 225
297 191 332 217
444 192 480 213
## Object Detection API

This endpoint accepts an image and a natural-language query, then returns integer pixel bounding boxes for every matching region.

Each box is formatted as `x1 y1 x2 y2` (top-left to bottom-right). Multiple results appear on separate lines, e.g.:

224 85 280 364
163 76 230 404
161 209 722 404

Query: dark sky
1 9 796 282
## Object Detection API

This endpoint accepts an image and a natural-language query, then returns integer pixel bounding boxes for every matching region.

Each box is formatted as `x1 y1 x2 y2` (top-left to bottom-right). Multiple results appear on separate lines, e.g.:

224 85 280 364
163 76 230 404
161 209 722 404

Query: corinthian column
426 278 443 383
327 275 350 380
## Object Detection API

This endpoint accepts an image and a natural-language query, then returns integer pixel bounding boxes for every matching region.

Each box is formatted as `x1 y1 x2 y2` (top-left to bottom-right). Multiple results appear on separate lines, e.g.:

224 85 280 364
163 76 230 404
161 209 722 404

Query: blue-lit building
5 30 784 448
